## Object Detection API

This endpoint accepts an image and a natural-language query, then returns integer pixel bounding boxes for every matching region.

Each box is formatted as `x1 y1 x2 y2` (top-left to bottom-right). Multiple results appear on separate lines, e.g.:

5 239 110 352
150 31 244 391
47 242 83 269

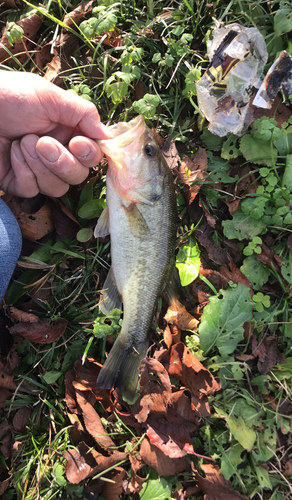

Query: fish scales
95 115 177 401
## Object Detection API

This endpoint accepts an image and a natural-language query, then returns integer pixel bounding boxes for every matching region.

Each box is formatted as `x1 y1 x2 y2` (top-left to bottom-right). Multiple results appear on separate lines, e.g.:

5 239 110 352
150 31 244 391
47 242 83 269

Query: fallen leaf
63 0 94 28
0 470 12 496
284 459 292 475
223 165 258 215
163 324 173 348
0 420 13 459
180 148 208 205
146 414 196 458
8 307 39 324
161 136 180 171
2 195 54 241
257 242 282 274
64 441 126 484
195 463 249 500
199 200 216 228
97 27 123 48
171 389 200 423
195 222 229 266
140 437 186 476
132 358 172 423
75 389 115 449
64 447 93 484
164 298 198 331
168 343 221 398
252 95 291 129
73 358 111 409
134 80 146 101
12 407 32 432
220 256 252 289
9 318 68 343
0 371 16 391
172 485 200 500
67 412 87 445
102 467 127 500
65 369 79 414
52 198 81 239
0 14 42 65
252 335 285 374
0 389 11 410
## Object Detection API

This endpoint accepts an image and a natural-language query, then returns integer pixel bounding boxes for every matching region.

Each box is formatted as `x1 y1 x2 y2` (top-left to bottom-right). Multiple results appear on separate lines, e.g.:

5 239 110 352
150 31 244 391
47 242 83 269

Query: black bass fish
94 115 177 401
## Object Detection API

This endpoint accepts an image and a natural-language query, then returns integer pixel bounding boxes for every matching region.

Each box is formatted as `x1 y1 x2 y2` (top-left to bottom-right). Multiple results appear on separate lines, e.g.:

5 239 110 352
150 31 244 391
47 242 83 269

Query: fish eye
144 144 156 156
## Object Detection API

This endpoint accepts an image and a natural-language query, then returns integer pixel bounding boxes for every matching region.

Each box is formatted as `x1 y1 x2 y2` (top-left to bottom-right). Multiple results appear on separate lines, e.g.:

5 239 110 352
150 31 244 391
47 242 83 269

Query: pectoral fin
123 203 151 239
94 206 110 238
99 267 122 315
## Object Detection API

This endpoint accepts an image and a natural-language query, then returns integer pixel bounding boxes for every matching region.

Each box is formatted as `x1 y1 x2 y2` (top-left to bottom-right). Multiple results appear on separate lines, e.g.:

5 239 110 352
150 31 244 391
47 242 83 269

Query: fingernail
37 140 60 162
12 141 26 163
72 142 91 158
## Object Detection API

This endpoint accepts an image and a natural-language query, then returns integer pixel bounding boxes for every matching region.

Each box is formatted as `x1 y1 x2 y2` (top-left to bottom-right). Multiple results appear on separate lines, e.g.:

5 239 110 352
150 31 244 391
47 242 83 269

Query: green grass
1 0 292 499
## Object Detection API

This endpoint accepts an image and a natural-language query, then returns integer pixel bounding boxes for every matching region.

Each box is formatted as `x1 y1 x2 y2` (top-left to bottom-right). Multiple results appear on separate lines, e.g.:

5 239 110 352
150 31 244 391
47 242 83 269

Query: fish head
98 116 166 204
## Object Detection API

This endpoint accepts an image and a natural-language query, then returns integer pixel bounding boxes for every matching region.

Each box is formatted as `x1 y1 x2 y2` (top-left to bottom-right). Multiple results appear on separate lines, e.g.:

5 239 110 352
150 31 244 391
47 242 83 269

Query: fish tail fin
96 337 148 403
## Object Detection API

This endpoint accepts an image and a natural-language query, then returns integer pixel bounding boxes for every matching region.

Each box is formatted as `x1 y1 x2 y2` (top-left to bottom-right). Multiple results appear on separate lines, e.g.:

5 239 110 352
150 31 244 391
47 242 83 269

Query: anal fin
99 267 122 315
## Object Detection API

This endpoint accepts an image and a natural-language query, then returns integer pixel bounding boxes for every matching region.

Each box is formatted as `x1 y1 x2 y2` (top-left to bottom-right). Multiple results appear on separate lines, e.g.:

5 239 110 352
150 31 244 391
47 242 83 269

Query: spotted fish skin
94 116 177 401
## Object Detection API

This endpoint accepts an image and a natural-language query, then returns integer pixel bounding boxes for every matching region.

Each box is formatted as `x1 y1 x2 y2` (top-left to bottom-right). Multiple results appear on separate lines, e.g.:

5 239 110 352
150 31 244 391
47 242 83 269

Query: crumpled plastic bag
196 23 268 137
253 50 292 109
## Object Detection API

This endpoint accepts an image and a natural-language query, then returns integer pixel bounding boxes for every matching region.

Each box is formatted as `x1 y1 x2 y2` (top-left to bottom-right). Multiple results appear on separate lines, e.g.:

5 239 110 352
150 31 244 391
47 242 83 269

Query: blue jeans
0 199 22 302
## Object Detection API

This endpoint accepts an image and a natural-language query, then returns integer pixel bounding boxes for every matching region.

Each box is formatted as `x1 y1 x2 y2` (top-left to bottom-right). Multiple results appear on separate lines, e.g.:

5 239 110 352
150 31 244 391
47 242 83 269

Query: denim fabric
0 198 22 302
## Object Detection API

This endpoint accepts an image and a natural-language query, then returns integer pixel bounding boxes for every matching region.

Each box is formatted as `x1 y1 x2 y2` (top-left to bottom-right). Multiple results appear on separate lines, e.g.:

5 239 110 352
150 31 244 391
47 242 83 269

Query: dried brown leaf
52 198 81 239
0 389 11 410
73 358 111 409
65 369 79 414
0 371 16 390
0 14 42 65
167 343 221 400
0 470 12 496
196 464 249 500
257 242 282 274
252 335 285 374
284 459 292 475
146 414 196 458
12 407 32 433
132 358 172 423
140 437 186 476
0 420 13 458
2 195 54 241
161 136 179 171
102 467 127 500
64 442 126 484
252 95 291 129
8 307 39 324
9 318 68 343
63 0 94 28
64 447 93 484
75 389 115 449
67 413 86 445
164 299 198 331
220 256 252 289
195 222 229 266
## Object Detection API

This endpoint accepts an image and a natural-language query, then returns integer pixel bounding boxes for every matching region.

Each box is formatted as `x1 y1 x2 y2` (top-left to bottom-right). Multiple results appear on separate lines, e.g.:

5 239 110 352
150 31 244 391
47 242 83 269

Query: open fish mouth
97 115 145 159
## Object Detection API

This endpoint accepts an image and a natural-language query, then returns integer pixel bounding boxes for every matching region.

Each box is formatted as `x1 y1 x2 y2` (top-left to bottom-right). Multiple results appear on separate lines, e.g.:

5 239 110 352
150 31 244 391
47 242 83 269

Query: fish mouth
97 115 146 159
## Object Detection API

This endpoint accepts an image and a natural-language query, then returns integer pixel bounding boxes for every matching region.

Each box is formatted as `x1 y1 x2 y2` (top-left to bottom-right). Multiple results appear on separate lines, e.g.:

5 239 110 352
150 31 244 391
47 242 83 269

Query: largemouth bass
94 115 177 401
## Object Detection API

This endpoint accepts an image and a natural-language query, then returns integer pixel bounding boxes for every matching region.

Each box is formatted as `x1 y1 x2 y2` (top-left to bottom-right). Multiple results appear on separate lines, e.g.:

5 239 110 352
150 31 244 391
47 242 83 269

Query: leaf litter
1 1 292 498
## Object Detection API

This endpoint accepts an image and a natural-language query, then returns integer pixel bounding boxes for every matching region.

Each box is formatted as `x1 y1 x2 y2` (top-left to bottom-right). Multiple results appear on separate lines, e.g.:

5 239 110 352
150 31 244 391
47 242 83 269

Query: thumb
34 79 110 140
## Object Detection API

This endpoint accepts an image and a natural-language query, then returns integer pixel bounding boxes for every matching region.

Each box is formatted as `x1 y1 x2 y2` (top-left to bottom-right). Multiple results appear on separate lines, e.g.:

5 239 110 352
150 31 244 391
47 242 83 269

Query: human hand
0 71 109 197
